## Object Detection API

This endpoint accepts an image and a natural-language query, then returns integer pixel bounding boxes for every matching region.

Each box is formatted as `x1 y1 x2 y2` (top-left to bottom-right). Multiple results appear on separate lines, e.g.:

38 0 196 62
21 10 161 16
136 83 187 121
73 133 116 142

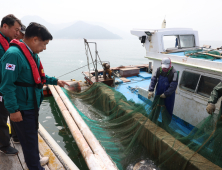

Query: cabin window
180 71 200 92
180 71 221 97
163 34 196 51
179 35 195 48
163 35 179 50
197 76 220 97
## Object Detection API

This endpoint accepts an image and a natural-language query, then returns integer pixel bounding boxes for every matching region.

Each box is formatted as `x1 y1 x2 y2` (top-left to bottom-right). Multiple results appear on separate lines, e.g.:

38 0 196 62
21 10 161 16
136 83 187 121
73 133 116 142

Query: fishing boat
130 28 222 126
43 28 222 170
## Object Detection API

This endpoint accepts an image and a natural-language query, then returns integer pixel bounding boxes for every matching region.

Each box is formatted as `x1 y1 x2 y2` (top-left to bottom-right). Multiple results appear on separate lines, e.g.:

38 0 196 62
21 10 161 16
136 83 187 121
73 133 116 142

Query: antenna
161 15 166 29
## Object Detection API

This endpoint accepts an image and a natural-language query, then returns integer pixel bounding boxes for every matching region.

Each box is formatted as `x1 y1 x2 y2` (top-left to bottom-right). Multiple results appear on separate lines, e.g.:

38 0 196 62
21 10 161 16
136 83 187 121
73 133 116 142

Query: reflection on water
39 96 89 170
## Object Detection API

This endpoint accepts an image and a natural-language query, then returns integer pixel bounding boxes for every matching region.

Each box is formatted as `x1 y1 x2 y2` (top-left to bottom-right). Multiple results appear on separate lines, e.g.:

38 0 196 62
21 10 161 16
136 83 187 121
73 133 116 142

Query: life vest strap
0 33 9 52
14 82 43 89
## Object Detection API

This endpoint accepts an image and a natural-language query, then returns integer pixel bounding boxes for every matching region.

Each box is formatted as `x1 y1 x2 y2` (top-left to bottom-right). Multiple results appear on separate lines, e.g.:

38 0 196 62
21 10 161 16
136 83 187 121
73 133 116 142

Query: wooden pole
54 85 118 170
38 123 79 170
196 52 222 59
48 85 105 170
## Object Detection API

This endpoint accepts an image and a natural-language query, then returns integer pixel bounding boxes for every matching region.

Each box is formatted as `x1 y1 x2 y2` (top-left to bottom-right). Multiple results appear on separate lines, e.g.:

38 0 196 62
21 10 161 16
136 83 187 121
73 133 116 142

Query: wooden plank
0 141 23 170
0 152 23 170
38 134 65 170
197 52 222 58
12 142 28 170
8 118 27 170
11 135 50 170
119 77 131 82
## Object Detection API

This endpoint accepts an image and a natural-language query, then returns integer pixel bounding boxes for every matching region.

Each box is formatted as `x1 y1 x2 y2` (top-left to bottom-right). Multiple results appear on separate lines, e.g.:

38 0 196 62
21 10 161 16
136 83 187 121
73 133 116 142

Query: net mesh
184 49 221 60
63 83 222 170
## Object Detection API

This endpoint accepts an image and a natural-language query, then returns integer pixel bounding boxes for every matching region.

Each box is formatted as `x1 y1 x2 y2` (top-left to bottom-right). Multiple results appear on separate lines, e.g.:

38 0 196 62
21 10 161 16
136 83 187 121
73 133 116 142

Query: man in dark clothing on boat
206 83 222 114
0 22 69 170
0 14 21 155
206 81 222 160
148 57 178 124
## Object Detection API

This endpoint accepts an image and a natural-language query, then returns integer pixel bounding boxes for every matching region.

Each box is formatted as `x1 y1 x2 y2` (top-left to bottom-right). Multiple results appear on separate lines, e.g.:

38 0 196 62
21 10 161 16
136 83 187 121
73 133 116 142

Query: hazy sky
1 0 222 41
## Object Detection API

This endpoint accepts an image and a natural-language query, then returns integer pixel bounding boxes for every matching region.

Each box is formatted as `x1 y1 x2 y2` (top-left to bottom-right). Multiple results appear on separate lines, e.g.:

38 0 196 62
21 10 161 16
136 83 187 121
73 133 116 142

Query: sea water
38 39 221 169
39 39 147 81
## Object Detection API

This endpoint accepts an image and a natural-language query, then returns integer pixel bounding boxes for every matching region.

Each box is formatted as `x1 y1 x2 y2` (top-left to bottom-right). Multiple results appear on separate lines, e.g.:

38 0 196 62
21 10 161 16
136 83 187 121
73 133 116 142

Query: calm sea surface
38 39 222 169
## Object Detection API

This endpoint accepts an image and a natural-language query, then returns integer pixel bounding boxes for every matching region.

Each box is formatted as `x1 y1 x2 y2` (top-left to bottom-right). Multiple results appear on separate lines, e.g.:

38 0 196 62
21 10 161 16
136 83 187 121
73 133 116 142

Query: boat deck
115 71 195 138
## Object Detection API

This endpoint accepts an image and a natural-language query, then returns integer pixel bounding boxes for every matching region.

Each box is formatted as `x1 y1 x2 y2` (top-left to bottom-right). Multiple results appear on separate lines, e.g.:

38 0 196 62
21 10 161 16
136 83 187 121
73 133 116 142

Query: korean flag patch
6 63 16 71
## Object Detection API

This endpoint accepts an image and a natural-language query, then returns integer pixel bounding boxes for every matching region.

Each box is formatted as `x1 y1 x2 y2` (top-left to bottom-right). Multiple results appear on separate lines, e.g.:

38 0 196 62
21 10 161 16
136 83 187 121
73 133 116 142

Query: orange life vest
10 39 46 87
0 33 9 52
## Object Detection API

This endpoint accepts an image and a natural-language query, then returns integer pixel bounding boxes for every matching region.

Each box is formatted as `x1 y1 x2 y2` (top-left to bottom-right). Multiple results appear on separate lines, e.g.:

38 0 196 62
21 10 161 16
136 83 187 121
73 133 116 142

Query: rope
57 40 104 79
56 61 96 78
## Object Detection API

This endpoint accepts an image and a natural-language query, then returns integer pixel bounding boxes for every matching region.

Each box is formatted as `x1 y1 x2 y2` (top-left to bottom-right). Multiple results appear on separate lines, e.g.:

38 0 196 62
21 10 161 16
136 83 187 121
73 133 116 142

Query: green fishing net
184 50 221 60
63 83 222 170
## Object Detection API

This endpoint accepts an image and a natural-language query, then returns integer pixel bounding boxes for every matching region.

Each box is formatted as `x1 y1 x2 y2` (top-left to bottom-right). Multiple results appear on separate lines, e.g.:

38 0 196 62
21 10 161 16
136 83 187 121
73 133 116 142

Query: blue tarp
138 72 152 79
168 52 185 56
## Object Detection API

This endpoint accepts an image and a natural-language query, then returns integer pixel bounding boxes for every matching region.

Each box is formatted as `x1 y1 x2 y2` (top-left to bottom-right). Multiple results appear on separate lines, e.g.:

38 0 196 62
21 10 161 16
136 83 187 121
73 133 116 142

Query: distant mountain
53 21 121 39
20 15 75 35
20 16 122 39
88 21 136 39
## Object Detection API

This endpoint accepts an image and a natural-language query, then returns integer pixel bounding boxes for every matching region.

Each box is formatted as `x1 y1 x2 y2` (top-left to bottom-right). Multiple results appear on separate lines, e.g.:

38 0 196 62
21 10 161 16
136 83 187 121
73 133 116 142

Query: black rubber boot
0 146 18 155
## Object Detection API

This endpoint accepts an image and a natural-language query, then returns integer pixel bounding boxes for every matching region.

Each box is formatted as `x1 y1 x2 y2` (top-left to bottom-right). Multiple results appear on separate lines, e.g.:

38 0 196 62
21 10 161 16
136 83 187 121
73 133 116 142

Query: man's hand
148 92 154 99
10 111 23 122
160 93 166 98
206 103 215 115
57 80 70 87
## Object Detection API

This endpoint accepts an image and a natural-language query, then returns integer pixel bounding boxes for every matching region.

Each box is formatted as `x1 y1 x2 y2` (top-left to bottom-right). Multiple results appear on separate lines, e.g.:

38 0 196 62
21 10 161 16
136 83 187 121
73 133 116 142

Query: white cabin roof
131 27 222 72
131 28 196 37
130 28 199 54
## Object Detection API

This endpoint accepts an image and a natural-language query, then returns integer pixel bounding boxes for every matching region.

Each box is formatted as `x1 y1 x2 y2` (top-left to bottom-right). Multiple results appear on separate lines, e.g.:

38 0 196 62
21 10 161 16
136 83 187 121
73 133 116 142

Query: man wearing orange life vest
0 14 21 156
0 22 69 170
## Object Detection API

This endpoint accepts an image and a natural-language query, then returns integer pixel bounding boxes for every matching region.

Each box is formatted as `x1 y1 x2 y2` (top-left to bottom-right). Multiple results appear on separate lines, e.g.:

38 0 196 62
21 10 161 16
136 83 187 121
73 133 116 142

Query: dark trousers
12 109 44 170
0 93 10 149
10 119 18 139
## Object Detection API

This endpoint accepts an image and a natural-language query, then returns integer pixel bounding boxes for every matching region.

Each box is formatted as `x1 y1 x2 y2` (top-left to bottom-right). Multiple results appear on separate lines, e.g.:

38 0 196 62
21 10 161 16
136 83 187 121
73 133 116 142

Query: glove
206 103 215 115
148 92 154 99
160 93 166 98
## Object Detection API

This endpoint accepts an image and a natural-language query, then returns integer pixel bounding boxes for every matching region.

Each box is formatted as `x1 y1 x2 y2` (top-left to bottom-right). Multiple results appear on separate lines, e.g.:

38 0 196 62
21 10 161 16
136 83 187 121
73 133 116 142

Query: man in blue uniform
148 57 178 124
0 14 21 155
0 22 69 170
